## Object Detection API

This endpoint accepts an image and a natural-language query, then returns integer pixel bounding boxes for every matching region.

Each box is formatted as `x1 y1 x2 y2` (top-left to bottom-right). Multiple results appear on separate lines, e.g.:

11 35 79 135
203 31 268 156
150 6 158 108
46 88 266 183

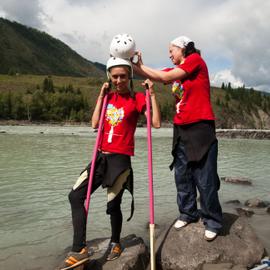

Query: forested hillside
0 75 270 129
0 18 105 77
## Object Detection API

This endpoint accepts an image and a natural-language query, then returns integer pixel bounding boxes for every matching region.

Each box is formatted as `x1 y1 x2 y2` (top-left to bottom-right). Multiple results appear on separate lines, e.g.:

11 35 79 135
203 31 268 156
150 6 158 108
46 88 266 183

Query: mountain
93 62 106 73
0 18 105 77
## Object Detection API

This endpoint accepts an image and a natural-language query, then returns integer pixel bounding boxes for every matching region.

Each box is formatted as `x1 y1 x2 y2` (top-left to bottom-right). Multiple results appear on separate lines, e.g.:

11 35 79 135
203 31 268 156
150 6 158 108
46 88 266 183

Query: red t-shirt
100 91 146 156
172 53 215 125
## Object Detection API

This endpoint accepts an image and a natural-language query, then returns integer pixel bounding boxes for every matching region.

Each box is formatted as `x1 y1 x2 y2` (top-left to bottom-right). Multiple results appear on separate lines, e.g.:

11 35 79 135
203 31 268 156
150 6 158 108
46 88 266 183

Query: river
0 126 269 269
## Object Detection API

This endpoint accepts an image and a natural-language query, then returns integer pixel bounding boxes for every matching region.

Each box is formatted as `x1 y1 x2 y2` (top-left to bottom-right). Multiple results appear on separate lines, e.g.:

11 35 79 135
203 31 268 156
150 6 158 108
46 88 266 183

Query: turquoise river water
0 126 269 269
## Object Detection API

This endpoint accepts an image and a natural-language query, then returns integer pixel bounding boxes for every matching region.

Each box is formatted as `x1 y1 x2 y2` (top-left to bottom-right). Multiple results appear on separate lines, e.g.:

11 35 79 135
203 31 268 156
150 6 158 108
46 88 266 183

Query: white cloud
0 10 6 17
200 1 270 92
0 0 44 28
0 0 269 92
210 69 244 88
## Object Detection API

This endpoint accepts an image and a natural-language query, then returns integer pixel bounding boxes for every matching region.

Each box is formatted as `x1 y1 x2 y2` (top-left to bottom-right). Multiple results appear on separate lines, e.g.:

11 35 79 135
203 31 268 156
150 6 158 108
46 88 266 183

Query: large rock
225 200 241 205
221 177 252 186
55 234 149 270
235 207 254 217
156 213 265 270
202 263 246 270
245 198 269 208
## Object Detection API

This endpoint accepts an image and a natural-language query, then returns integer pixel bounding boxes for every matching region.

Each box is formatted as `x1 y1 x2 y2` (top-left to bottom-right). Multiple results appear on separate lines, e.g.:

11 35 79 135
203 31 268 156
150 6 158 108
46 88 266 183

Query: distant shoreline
1 120 270 139
216 129 270 139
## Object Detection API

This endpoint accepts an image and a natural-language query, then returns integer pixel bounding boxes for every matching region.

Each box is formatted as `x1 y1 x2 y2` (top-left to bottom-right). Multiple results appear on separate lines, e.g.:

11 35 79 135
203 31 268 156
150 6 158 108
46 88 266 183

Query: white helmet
106 57 133 79
109 33 136 59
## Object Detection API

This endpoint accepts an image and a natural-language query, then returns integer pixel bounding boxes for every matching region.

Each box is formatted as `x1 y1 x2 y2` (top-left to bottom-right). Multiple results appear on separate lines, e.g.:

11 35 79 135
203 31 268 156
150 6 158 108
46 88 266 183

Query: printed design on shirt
106 104 124 126
172 81 184 113
105 104 125 143
172 81 184 100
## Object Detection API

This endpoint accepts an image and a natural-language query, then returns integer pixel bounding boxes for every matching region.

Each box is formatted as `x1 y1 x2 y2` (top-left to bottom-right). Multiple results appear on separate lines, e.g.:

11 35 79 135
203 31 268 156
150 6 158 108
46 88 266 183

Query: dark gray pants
174 141 222 233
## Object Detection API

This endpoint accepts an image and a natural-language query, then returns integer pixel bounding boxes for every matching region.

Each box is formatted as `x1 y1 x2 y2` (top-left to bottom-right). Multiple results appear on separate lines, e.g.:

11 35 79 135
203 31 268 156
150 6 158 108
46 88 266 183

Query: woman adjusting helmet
109 33 136 59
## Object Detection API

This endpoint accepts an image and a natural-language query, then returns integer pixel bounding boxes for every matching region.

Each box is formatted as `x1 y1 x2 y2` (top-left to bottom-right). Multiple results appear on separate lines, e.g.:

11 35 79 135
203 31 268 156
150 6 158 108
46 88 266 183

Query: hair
184 42 201 57
108 65 131 78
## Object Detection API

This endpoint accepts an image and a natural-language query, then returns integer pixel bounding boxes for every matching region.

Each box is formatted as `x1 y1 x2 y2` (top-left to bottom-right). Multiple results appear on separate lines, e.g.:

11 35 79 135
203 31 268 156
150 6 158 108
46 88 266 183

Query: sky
0 0 270 92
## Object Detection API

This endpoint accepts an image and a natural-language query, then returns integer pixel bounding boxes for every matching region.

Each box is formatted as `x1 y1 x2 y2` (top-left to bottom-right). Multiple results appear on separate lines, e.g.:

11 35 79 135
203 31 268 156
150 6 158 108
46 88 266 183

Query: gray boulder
245 198 269 208
221 177 252 186
225 200 241 205
156 213 265 270
202 263 246 270
86 234 149 270
235 207 254 217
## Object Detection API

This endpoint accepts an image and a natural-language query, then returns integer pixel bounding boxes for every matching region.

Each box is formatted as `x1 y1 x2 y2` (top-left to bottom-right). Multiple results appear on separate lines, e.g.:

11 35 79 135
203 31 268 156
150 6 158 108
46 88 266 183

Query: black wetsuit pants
68 168 125 252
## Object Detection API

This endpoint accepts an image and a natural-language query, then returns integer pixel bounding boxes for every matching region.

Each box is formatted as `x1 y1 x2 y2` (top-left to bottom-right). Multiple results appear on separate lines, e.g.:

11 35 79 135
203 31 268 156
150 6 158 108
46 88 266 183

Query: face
109 66 130 93
169 44 185 65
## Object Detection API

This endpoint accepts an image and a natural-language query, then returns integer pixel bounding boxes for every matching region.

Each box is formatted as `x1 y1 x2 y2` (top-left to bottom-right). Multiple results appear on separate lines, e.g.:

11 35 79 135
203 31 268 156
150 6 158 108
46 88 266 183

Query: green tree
225 91 230 102
42 77 54 93
22 94 33 120
31 90 46 120
8 68 16 76
65 84 74 93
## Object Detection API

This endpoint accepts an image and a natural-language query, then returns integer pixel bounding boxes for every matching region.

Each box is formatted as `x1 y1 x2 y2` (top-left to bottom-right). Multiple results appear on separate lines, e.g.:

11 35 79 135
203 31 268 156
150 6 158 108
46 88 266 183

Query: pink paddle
145 84 156 270
85 93 108 218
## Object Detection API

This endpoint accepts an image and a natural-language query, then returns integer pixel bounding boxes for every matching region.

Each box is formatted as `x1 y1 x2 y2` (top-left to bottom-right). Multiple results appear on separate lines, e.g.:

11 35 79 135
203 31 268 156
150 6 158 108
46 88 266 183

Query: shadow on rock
219 212 239 236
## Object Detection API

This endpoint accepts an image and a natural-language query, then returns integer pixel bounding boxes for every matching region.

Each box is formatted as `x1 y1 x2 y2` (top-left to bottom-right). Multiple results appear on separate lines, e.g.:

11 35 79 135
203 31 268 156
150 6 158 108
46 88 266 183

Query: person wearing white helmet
60 57 160 269
133 36 222 241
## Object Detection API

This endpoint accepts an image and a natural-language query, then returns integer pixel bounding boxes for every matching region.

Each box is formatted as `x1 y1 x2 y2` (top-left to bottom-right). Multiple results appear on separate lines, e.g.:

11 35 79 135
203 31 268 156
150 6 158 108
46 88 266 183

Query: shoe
174 219 188 230
204 230 217 241
107 242 122 261
58 247 90 270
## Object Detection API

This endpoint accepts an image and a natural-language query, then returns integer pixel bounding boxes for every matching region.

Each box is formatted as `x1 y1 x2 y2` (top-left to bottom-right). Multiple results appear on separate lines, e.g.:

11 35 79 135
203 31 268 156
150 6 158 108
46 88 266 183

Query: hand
142 79 155 96
99 82 111 97
132 51 143 67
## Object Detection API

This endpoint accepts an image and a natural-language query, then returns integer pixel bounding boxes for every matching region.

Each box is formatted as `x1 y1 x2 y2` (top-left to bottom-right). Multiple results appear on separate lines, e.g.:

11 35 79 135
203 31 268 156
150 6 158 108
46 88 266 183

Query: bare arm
91 82 110 129
133 52 188 83
142 79 161 129
133 64 151 78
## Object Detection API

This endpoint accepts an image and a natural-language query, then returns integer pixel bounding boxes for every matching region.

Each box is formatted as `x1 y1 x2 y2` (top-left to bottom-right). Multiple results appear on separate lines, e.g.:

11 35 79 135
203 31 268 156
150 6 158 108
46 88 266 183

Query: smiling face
109 66 130 93
169 44 185 65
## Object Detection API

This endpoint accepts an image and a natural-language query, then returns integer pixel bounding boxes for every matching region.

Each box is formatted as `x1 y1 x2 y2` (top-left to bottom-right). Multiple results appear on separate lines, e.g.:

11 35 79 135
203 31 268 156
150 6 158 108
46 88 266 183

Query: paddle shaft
146 86 154 224
85 94 108 218
146 84 156 270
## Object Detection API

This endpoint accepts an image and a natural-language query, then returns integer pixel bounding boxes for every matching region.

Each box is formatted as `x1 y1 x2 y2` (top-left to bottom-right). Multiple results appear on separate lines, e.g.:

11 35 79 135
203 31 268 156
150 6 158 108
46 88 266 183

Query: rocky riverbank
216 129 270 139
55 213 268 270
55 177 270 270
